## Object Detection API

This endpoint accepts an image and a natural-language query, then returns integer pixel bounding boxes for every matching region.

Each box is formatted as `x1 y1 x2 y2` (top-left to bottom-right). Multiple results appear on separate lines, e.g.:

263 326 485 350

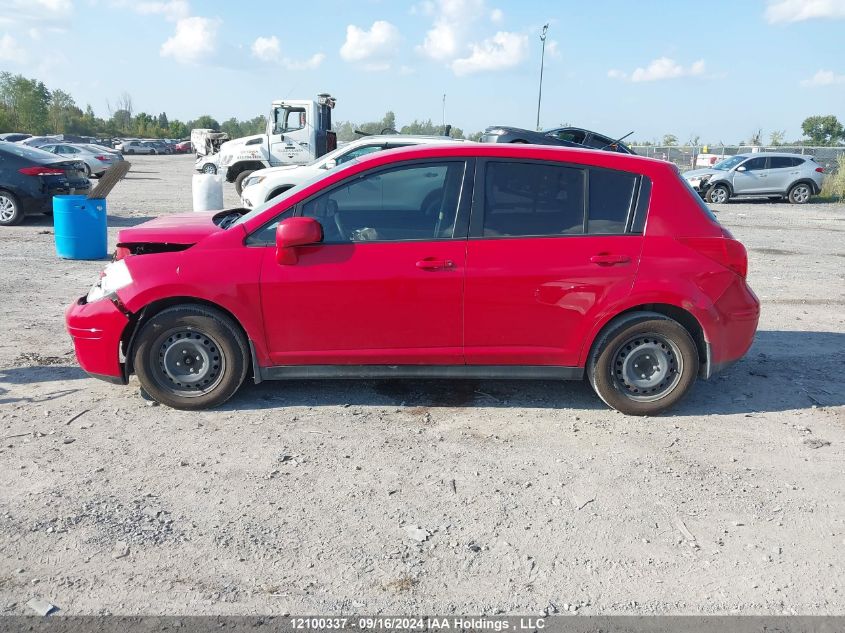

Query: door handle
416 258 455 270
590 253 630 266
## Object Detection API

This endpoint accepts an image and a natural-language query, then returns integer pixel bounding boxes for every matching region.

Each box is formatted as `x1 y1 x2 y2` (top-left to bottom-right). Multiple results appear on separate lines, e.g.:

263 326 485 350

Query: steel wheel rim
711 187 727 203
153 328 225 397
203 165 215 174
611 334 683 402
0 196 15 222
793 185 810 203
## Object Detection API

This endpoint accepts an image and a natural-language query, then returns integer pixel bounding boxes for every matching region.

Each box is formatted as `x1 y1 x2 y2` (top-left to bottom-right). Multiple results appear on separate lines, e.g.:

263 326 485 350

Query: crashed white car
239 135 465 209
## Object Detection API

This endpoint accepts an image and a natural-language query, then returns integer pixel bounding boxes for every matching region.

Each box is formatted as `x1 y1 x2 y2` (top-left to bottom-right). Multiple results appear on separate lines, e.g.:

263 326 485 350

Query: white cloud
608 57 706 82
0 0 72 28
490 8 503 22
801 69 845 85
340 20 401 70
0 33 27 63
160 16 219 64
545 38 560 58
283 52 326 71
451 31 527 76
135 0 190 21
765 0 845 23
418 0 485 61
251 35 280 62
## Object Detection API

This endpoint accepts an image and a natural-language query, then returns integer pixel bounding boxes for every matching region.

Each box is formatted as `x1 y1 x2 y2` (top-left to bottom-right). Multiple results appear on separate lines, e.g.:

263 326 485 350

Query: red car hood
117 212 222 244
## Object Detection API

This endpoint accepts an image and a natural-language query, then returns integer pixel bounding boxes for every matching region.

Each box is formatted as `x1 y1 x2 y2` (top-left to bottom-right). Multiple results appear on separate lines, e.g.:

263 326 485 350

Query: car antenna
600 130 634 151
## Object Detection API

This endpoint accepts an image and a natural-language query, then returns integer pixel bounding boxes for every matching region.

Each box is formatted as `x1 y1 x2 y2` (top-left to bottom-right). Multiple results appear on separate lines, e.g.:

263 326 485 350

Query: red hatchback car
66 144 759 415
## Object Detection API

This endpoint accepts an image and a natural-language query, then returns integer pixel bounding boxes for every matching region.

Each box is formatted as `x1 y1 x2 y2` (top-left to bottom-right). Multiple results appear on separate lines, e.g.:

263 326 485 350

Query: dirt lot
1 155 843 615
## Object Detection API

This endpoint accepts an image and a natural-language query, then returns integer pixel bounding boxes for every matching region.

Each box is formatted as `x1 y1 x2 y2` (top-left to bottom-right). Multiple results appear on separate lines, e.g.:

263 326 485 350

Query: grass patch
820 155 845 201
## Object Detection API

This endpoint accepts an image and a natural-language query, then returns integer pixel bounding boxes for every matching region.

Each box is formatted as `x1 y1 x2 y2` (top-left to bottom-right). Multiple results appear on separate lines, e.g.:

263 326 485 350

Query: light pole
536 23 549 131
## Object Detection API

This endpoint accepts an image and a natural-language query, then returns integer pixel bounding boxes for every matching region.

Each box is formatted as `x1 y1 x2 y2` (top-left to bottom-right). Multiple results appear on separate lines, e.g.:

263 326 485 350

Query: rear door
463 159 646 367
766 156 799 192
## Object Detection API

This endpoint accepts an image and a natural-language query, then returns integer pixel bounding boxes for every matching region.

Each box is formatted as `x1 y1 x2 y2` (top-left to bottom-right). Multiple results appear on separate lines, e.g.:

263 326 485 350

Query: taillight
815 167 825 173
678 237 748 279
18 166 64 176
95 155 110 162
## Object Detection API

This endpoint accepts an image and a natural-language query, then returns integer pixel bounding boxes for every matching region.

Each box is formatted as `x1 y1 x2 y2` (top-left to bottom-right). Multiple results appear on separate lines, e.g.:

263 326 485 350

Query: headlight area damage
66 243 192 385
687 173 713 195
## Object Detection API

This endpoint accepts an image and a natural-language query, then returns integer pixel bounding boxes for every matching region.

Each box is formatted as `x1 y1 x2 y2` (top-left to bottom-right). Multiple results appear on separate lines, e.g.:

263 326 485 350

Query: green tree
769 130 786 146
189 115 220 131
157 112 169 130
111 109 132 134
0 72 50 133
48 89 77 133
662 133 678 146
801 115 844 145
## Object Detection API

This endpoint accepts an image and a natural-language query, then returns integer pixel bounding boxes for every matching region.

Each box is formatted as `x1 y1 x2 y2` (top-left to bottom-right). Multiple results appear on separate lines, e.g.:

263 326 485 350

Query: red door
258 160 470 366
464 236 642 366
463 160 645 367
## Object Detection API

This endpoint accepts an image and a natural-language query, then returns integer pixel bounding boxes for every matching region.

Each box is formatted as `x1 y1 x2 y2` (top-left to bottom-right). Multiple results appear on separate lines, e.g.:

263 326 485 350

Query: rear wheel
81 163 91 177
788 183 812 204
133 305 249 410
0 190 24 226
234 170 255 196
588 313 699 416
201 163 217 175
706 184 730 204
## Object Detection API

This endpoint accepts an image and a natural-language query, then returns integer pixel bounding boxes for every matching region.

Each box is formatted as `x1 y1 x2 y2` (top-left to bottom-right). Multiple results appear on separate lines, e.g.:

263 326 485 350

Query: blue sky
1 0 844 142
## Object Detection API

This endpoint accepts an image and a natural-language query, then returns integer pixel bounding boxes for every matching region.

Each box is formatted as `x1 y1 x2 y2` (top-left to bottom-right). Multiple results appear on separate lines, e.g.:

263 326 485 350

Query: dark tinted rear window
484 162 585 236
769 156 793 169
588 168 638 234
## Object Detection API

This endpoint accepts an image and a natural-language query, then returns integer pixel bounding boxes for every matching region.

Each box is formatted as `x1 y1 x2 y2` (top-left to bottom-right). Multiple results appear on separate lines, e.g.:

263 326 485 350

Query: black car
0 141 90 226
0 133 32 143
480 126 635 154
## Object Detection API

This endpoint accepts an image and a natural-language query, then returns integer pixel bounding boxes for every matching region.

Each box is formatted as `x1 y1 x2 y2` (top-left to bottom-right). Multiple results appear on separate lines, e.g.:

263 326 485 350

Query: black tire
511 139 529 144
706 184 730 204
0 189 24 226
133 305 249 410
201 163 217 175
234 170 255 196
127 149 134 155
81 163 91 177
787 182 812 204
587 313 699 416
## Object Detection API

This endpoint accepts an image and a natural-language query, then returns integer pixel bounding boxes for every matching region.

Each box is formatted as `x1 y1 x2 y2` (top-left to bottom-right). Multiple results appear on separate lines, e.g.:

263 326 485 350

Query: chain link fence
630 145 845 173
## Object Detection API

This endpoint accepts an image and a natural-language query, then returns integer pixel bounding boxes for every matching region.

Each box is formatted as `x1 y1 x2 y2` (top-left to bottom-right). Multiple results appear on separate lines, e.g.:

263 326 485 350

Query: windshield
230 158 361 228
713 155 746 170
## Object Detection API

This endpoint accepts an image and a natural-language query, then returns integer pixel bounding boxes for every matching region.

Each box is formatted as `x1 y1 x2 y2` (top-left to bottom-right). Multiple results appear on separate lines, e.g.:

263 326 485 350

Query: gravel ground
0 155 843 616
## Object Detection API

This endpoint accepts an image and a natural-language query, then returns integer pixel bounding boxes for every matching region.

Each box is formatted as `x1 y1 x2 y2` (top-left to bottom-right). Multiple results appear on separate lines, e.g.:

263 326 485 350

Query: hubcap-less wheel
612 335 683 402
0 195 16 223
154 329 225 397
790 184 810 204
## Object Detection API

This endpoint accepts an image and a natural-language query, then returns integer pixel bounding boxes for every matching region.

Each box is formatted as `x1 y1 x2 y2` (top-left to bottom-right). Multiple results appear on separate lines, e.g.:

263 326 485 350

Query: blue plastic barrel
53 195 108 260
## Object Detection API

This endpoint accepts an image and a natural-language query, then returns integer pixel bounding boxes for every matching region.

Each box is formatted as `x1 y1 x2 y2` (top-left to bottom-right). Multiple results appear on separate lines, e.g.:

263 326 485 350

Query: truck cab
216 94 337 194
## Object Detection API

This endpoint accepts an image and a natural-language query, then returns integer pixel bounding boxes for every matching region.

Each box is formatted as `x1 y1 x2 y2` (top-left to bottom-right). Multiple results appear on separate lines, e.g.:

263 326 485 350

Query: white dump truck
196 93 338 195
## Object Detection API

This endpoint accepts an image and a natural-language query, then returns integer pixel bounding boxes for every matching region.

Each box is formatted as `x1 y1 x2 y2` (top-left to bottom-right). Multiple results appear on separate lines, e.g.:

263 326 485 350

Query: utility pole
536 23 549 131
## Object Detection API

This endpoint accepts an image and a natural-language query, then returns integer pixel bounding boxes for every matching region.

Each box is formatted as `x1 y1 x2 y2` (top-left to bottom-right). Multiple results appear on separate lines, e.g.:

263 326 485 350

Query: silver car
116 140 155 155
683 152 825 204
38 143 121 178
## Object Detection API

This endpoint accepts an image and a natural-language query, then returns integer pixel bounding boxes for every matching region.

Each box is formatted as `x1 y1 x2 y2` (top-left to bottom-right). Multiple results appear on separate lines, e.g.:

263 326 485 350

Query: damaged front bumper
65 295 130 385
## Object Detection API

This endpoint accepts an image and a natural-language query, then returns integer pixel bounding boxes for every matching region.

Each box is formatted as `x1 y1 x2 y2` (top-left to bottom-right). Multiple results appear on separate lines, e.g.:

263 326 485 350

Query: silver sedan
38 143 122 178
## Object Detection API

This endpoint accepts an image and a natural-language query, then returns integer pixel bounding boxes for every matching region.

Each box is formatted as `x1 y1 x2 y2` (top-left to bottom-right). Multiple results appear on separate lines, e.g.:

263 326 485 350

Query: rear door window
768 157 793 169
743 157 768 171
483 161 585 237
587 168 638 234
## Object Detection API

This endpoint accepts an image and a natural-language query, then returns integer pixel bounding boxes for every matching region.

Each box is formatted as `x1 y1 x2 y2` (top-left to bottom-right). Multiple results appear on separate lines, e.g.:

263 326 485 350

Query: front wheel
788 183 812 204
201 163 217 175
706 184 730 204
588 313 699 416
234 170 255 196
133 305 249 410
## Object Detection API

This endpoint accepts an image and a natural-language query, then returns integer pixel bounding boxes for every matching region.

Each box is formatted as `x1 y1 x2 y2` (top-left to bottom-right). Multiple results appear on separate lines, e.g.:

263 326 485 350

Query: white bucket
192 174 224 212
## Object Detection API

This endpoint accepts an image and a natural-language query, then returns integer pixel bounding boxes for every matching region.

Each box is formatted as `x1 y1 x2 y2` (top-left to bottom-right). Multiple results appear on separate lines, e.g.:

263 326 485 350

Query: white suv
239 135 465 208
683 152 825 204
